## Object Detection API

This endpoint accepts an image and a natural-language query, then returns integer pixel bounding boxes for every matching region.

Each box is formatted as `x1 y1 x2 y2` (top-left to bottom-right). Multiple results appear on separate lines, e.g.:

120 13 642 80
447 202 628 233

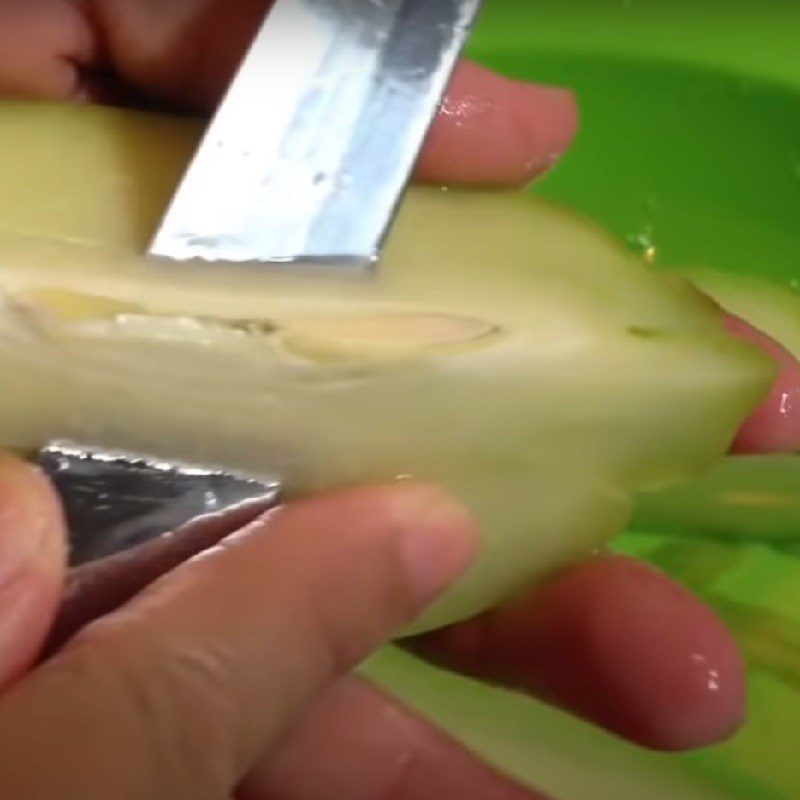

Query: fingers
412 555 745 752
102 10 578 183
415 61 579 186
0 454 66 689
0 0 96 99
87 0 275 110
0 483 476 798
240 676 542 800
724 314 800 453
46 496 276 657
46 486 746 757
0 3 578 185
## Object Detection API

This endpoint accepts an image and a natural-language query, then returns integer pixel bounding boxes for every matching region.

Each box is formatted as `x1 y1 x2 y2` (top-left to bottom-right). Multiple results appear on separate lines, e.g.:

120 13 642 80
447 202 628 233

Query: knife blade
148 0 484 269
40 442 280 566
47 1 487 574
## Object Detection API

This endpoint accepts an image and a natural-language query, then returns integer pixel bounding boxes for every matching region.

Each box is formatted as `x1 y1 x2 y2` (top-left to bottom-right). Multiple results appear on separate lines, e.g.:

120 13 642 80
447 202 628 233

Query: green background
364 4 800 800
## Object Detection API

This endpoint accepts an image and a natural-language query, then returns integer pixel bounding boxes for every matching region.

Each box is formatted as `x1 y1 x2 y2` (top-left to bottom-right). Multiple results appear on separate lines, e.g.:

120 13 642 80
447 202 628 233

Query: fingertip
416 555 746 751
519 556 746 750
385 482 480 608
273 482 479 612
417 61 579 186
724 315 800 453
511 80 580 183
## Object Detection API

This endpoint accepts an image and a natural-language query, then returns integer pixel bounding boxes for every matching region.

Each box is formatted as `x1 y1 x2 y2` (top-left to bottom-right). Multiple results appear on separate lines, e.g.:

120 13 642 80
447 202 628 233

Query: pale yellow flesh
0 102 773 633
684 266 800 361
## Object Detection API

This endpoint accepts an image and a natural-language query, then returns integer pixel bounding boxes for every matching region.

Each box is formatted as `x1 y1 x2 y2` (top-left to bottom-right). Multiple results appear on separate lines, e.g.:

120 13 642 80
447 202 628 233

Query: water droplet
625 230 658 263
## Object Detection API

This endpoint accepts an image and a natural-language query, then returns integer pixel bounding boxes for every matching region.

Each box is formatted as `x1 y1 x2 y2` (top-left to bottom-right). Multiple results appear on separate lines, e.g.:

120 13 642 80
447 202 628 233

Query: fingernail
516 84 579 183
392 484 479 607
0 455 64 585
724 315 800 454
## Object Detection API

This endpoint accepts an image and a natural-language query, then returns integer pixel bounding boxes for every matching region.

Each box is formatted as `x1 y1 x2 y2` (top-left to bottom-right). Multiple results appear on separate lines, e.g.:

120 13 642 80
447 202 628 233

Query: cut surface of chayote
0 102 773 633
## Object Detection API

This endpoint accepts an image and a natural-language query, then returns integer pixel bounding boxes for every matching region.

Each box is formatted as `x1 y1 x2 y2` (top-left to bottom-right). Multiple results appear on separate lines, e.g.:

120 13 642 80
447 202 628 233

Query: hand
1 2 798 798
0 0 578 187
0 457 742 800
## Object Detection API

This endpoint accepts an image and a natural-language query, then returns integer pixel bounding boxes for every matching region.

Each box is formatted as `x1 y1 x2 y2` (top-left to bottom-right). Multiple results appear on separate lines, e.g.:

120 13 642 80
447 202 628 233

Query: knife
149 0 485 268
50 0 486 572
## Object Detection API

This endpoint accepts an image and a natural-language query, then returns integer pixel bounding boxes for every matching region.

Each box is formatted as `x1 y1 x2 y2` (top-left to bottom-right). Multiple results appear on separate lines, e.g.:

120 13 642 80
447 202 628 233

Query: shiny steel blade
40 442 280 566
149 0 484 268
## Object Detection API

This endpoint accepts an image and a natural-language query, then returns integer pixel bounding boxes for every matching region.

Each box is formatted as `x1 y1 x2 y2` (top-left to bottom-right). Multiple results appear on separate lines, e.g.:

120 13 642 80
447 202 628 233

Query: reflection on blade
40 442 281 566
149 0 485 268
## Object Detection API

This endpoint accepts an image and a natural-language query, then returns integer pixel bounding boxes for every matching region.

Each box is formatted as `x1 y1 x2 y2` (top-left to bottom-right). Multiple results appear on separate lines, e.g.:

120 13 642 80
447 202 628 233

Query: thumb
0 482 477 799
0 454 66 690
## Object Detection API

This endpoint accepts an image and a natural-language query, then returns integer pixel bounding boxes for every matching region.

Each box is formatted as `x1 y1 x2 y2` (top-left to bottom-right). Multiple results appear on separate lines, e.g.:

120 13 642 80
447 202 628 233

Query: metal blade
148 0 484 268
40 442 280 566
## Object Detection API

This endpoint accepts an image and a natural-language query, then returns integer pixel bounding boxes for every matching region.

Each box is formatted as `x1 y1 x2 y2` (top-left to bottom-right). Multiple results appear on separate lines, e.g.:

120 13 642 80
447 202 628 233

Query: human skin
0 2 798 798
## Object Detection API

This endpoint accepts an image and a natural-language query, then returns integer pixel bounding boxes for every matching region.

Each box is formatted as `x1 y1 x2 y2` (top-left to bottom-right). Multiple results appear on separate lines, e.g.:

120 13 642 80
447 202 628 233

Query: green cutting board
363 4 800 799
